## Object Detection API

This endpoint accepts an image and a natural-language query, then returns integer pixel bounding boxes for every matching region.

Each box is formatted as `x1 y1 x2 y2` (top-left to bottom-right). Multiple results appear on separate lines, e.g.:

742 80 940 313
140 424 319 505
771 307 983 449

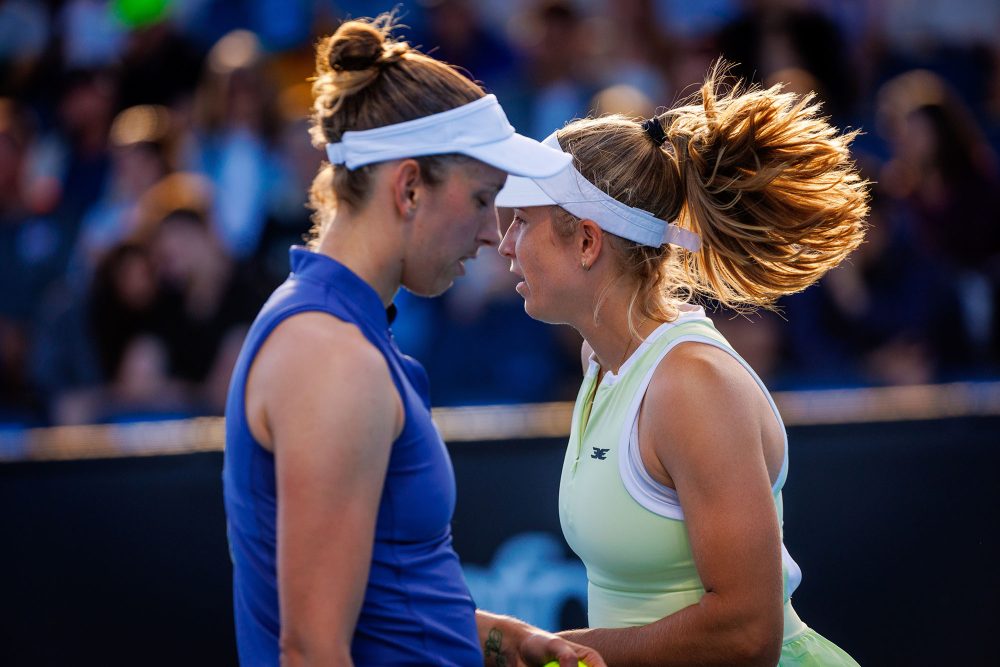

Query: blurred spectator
0 0 51 96
716 0 856 121
89 242 172 391
421 0 520 91
256 88 319 287
185 29 280 259
877 69 1000 369
0 97 58 423
877 70 1000 268
138 179 269 412
589 84 655 119
782 195 961 387
593 0 672 106
116 10 204 109
68 240 191 424
68 103 173 286
515 0 600 138
49 67 116 234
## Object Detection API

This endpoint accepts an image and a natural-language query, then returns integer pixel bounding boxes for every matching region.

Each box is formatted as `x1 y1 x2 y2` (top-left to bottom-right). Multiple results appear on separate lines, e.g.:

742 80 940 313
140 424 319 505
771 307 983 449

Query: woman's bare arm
249 313 402 666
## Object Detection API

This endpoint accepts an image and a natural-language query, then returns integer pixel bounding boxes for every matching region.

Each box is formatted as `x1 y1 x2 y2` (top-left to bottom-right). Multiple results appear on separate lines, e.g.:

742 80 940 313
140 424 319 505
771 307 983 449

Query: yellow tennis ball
542 662 587 667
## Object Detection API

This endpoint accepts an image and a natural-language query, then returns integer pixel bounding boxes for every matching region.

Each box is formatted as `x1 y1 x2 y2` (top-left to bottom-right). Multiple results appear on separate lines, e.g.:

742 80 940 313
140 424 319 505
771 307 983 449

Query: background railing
5 380 1000 461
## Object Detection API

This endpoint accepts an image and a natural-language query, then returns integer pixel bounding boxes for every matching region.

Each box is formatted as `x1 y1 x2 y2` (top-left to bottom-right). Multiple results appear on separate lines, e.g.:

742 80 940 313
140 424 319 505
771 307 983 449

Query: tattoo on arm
484 628 508 667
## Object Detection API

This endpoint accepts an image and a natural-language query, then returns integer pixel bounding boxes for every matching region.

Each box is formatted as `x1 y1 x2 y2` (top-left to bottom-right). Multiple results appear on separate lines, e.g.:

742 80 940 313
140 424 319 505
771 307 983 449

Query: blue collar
289 246 397 329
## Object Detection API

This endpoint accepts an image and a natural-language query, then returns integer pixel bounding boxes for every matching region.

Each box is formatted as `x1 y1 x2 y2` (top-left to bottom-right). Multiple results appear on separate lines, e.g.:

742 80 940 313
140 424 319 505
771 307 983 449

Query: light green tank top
559 310 808 641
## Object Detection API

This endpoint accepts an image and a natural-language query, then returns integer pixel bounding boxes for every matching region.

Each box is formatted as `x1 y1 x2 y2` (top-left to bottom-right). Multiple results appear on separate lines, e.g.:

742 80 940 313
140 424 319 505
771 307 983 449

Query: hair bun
328 22 385 72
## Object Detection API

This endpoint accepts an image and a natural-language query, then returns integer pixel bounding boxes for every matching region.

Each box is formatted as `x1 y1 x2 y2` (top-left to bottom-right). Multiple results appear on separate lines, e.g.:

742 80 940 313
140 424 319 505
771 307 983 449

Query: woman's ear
391 159 423 220
579 218 603 271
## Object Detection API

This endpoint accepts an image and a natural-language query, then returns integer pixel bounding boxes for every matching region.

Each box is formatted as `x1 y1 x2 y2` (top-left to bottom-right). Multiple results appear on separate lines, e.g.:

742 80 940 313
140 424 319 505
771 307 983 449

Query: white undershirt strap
616 326 803 597
617 330 790 521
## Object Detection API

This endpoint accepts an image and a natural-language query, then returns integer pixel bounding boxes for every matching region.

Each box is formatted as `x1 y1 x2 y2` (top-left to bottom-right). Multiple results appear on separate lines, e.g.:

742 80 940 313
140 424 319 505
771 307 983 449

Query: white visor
325 95 571 178
496 133 702 251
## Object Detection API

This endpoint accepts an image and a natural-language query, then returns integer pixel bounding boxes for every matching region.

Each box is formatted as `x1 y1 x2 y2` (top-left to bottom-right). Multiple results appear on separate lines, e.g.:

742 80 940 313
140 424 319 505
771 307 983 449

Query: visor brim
495 174 559 208
464 132 572 179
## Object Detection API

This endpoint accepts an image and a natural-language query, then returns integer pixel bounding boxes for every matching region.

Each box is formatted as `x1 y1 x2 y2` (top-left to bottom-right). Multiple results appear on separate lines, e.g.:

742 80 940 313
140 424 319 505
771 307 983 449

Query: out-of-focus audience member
595 0 673 107
716 0 856 122
877 69 1000 369
517 0 600 138
117 15 203 110
422 0 520 94
57 0 125 70
254 82 320 288
51 67 117 224
0 97 59 424
68 103 172 286
134 173 269 413
781 193 959 387
67 240 191 424
186 29 280 260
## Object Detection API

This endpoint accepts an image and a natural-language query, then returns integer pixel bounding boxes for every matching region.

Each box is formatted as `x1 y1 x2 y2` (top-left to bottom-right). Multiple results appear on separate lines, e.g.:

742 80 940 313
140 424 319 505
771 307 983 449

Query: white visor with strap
325 95 572 178
496 133 702 251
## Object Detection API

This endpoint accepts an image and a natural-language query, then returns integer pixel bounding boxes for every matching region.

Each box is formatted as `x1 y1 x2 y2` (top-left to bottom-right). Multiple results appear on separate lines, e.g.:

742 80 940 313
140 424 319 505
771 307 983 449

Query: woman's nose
498 225 515 258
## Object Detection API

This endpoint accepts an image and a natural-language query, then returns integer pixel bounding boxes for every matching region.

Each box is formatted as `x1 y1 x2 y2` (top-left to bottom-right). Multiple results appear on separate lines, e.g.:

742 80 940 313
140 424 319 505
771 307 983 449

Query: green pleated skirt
781 628 860 666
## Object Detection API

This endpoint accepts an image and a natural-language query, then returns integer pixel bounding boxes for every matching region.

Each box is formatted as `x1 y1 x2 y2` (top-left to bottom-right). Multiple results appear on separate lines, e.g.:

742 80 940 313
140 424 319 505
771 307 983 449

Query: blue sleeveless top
223 247 482 666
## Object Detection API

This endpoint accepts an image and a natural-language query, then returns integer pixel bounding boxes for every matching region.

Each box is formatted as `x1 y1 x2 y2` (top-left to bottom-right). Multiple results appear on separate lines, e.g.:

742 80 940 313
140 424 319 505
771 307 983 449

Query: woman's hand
518 629 606 667
478 611 606 667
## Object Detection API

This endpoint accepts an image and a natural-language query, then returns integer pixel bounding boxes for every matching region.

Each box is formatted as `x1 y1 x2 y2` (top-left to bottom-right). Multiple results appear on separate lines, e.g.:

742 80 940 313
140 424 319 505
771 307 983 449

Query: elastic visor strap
537 134 702 251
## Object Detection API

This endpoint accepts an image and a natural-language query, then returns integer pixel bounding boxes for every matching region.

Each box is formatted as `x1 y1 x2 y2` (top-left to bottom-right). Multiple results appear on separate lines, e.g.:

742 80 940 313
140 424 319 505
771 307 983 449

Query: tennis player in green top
496 63 868 666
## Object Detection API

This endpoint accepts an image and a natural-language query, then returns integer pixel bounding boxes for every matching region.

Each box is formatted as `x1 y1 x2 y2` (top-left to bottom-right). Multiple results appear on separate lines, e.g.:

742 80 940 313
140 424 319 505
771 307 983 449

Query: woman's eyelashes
475 191 499 210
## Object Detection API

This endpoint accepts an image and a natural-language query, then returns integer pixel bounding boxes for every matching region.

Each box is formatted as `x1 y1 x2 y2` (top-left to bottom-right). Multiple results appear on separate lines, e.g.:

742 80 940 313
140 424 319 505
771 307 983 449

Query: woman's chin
521 295 548 322
515 282 562 323
403 276 452 299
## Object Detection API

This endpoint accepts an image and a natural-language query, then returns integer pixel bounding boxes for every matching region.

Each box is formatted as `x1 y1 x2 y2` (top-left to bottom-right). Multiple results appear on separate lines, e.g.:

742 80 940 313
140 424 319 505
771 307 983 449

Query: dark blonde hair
307 14 484 245
555 62 869 324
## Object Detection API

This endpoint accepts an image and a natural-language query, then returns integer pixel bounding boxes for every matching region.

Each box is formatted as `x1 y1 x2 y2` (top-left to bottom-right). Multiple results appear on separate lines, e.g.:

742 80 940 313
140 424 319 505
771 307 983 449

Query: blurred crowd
1 0 999 427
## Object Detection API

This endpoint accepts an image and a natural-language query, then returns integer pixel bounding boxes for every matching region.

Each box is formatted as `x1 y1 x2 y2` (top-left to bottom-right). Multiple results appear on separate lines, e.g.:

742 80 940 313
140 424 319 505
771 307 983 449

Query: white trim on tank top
611 319 802 596
611 317 790 520
585 304 708 386
580 308 803 597
580 305 790 513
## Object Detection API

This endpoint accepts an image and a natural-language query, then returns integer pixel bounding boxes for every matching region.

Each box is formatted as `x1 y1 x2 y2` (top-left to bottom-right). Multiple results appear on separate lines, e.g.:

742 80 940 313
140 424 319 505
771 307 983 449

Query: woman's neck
316 209 403 307
575 293 659 376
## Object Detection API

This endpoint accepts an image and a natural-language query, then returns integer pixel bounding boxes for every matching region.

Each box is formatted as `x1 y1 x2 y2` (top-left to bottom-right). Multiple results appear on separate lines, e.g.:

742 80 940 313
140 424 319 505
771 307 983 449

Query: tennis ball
542 662 587 667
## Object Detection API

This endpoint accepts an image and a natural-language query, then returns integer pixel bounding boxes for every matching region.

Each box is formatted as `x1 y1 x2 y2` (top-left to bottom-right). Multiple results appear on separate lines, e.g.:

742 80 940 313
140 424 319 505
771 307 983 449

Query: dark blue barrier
1 417 997 665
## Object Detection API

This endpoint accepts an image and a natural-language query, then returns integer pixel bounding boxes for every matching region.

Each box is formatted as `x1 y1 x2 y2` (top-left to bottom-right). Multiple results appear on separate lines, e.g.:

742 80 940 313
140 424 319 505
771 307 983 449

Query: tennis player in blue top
222 13 605 667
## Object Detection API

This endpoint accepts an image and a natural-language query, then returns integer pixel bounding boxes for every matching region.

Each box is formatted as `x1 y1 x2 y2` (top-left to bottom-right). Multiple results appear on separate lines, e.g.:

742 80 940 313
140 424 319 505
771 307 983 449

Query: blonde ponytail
666 62 869 309
555 61 869 320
